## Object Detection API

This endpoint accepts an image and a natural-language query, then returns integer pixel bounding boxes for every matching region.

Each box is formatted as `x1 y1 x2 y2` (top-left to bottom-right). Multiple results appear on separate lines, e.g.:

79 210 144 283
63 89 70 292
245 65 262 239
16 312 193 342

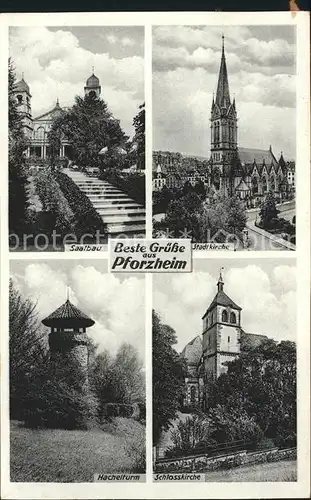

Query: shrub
99 168 145 206
102 403 135 421
54 171 107 238
166 413 214 458
34 170 75 235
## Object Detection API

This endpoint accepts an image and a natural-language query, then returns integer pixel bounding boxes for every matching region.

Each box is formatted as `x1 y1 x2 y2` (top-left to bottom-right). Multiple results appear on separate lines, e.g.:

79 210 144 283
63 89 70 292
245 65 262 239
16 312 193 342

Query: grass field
10 418 145 482
205 459 297 482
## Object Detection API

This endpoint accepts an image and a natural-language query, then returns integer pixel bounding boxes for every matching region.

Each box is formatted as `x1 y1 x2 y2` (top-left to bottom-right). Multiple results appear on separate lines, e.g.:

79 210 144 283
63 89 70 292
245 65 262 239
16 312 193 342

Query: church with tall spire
153 36 295 205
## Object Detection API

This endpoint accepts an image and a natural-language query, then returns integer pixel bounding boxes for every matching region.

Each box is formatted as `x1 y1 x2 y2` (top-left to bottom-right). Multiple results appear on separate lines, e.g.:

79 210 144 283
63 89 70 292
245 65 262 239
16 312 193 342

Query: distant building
180 271 268 409
153 36 295 207
14 71 102 161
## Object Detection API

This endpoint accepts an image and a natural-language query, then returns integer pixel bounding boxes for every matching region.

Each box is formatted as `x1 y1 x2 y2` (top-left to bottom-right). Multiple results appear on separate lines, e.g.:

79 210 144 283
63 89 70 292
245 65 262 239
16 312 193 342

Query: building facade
153 37 295 206
14 71 102 161
180 272 268 409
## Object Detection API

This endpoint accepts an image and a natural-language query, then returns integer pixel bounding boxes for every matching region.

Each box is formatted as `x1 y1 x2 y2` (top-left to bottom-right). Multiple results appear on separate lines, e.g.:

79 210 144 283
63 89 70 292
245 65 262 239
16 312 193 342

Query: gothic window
230 312 236 324
222 310 228 322
37 127 45 140
17 94 23 105
228 336 230 343
190 386 196 404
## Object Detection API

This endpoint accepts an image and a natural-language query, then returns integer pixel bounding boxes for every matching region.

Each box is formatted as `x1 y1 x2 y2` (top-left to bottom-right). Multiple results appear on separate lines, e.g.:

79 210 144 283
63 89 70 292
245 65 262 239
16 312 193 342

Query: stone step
89 195 130 201
81 188 123 194
101 215 146 225
97 207 146 216
91 199 141 206
107 223 146 235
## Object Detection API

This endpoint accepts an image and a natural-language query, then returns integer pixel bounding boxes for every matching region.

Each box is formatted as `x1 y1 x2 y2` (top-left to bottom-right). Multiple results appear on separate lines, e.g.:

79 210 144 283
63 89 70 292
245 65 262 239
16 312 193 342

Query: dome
15 78 30 93
42 299 95 328
86 73 100 88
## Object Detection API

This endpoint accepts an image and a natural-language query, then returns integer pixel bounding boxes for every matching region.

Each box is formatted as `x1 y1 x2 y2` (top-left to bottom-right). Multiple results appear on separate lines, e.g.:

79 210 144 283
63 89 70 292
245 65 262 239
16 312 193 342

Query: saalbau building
13 71 102 160
153 37 295 205
180 271 268 409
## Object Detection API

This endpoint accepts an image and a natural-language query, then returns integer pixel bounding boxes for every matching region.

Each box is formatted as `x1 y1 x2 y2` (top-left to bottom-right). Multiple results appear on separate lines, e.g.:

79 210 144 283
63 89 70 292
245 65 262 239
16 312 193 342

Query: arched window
230 312 236 324
17 94 23 105
222 310 228 322
190 386 196 404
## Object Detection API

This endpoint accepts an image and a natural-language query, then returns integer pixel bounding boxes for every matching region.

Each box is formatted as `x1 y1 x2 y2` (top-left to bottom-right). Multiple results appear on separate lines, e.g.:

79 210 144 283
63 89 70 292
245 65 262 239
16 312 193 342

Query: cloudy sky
153 25 296 160
10 260 145 361
9 26 144 137
153 259 296 352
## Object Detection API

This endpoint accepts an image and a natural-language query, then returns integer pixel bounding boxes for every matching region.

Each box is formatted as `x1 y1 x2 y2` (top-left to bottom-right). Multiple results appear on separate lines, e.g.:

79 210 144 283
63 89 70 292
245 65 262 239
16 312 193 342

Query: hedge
99 169 145 206
34 170 75 236
54 171 107 238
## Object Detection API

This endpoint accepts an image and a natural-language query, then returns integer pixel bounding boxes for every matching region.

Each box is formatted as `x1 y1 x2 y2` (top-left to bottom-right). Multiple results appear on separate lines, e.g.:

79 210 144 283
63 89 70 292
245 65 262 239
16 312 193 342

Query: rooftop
42 299 95 328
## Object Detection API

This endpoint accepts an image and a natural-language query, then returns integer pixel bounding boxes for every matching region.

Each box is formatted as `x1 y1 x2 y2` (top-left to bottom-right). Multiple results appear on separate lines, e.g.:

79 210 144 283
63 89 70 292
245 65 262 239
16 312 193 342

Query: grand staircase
63 169 145 238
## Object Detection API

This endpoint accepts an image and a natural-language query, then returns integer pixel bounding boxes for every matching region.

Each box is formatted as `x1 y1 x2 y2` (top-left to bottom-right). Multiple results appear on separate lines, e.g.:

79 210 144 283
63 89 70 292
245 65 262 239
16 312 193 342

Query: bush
34 170 75 235
116 418 146 473
54 171 107 238
102 403 135 420
23 375 99 430
166 413 214 458
99 168 145 206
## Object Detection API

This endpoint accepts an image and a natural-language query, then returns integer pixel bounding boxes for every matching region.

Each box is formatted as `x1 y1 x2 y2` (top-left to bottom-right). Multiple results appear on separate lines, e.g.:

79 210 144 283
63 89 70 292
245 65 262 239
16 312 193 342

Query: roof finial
56 97 59 106
22 71 24 80
66 286 69 301
92 65 94 74
222 34 225 54
217 267 224 291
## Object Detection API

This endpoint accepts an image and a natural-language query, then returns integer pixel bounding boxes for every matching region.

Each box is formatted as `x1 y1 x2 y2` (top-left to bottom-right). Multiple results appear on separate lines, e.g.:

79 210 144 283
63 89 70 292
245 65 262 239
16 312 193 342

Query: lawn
205 459 297 482
10 418 145 482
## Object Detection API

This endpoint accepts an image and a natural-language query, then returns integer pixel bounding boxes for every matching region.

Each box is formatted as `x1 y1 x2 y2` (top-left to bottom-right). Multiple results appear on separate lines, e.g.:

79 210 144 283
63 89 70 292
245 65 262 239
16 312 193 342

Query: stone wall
155 447 296 473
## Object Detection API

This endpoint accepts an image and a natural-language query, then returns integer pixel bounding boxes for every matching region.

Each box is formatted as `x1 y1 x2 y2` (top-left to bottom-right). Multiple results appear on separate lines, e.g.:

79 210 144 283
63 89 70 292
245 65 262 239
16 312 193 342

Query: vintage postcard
0 10 310 500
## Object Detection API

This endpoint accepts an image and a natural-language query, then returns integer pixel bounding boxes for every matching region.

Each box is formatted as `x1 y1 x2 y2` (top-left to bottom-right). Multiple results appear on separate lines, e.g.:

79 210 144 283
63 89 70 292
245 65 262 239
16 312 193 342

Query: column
43 145 47 159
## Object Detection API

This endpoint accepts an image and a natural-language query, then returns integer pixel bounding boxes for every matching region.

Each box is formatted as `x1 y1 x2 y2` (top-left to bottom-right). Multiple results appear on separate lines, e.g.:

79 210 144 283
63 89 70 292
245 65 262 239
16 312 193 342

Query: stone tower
210 36 238 196
42 298 95 389
84 70 101 98
14 76 33 139
202 270 242 383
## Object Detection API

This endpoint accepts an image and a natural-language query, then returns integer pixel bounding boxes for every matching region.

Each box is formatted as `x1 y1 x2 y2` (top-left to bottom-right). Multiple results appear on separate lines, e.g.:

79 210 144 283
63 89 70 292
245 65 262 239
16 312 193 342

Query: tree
163 192 204 240
90 343 145 417
152 311 185 444
199 195 247 243
8 58 29 236
9 279 48 419
48 93 128 171
259 191 279 228
207 338 296 447
131 102 145 170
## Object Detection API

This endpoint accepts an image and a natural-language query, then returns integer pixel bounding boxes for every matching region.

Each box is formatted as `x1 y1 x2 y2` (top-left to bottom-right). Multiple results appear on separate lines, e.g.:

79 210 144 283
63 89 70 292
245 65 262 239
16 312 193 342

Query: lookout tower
42 298 95 388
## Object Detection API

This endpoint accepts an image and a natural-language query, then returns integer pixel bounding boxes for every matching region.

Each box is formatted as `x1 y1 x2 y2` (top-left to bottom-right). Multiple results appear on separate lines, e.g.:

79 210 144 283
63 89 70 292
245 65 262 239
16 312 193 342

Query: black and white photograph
9 260 146 481
9 26 145 251
152 26 296 251
153 260 297 480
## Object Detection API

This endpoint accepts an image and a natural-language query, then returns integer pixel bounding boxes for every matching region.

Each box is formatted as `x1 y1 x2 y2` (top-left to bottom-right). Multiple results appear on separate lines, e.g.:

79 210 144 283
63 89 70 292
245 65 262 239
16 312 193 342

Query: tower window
17 94 23 105
228 336 230 343
230 312 236 324
190 386 196 404
221 310 228 322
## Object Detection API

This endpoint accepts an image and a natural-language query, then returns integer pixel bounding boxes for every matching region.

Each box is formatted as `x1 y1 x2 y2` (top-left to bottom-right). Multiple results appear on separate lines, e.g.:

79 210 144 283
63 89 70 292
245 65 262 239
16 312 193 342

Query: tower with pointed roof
14 76 33 139
42 298 95 388
201 270 242 383
84 70 101 98
210 36 238 196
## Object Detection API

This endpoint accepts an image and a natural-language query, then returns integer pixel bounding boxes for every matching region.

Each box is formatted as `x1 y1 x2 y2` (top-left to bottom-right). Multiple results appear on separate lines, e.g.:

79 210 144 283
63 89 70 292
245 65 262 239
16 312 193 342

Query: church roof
215 36 231 108
241 331 269 349
86 73 100 88
239 147 277 166
42 299 95 328
235 179 250 192
180 336 202 365
202 289 242 319
15 78 30 94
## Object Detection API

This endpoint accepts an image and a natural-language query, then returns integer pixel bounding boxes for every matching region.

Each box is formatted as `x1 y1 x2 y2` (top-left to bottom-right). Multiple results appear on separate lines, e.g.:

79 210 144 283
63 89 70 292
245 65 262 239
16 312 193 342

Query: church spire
215 35 231 108
217 267 225 292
